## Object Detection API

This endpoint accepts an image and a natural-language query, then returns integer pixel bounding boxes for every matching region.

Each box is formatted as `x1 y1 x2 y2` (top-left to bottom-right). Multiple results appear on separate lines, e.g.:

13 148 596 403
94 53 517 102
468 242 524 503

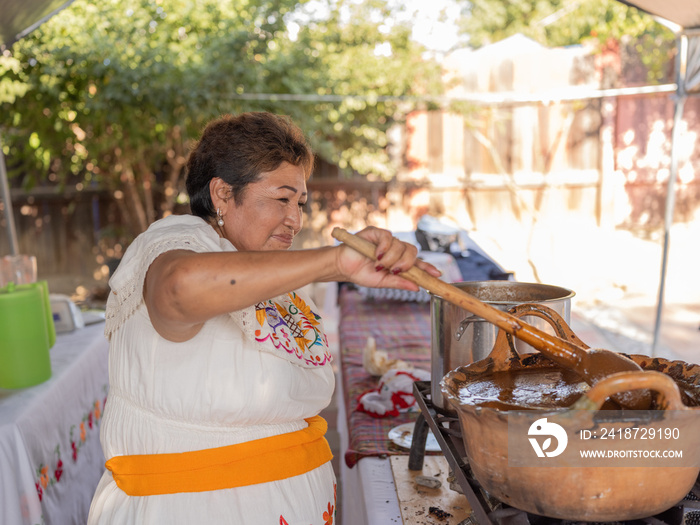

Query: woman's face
219 162 307 251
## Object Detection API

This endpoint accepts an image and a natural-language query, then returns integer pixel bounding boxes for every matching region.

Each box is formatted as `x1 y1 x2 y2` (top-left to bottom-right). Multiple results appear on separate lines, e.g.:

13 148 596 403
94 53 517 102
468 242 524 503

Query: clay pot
441 303 700 522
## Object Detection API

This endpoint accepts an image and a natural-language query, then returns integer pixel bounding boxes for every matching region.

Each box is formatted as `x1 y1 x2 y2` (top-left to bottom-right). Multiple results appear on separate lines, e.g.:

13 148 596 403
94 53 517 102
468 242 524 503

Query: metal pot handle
488 303 589 366
572 370 686 411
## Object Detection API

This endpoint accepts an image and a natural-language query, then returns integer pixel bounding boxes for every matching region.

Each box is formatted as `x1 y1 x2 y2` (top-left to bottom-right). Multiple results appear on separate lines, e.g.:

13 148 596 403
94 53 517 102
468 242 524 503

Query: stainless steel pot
430 281 575 410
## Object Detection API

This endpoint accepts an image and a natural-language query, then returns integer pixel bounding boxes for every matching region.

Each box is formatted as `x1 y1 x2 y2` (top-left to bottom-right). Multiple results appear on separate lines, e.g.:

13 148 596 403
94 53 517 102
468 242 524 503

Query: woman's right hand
334 226 441 291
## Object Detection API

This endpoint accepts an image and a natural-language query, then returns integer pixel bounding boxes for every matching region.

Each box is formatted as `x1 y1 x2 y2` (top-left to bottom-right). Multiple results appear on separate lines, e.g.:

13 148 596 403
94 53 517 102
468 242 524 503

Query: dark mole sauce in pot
457 368 589 411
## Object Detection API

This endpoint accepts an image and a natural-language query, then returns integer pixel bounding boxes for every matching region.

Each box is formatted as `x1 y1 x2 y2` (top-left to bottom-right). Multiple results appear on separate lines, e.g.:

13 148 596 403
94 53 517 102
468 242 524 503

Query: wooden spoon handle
332 227 587 367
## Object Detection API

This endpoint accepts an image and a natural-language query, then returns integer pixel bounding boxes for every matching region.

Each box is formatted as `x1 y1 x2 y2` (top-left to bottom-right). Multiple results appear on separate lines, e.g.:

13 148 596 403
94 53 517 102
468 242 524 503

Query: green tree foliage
238 0 442 178
458 0 674 83
1 0 441 238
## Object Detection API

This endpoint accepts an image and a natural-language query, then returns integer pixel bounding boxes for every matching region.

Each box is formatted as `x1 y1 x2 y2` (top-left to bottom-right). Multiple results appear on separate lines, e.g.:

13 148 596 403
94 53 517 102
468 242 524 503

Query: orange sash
105 415 332 496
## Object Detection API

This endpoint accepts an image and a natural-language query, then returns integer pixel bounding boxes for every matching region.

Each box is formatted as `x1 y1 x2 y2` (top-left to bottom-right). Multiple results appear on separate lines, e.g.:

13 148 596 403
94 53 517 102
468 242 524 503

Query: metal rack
410 380 699 525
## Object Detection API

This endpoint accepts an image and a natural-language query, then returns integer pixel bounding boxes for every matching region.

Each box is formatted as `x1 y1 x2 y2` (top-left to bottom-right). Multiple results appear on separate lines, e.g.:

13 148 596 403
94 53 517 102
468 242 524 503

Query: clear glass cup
0 255 38 287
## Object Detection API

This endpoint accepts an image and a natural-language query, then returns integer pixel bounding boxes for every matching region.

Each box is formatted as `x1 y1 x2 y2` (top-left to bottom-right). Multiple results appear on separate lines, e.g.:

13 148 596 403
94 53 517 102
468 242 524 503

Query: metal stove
409 381 700 525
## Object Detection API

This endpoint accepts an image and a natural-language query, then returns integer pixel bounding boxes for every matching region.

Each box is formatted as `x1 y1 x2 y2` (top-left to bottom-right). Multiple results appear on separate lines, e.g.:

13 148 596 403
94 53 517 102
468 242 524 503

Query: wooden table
390 456 471 524
336 286 470 525
335 230 509 524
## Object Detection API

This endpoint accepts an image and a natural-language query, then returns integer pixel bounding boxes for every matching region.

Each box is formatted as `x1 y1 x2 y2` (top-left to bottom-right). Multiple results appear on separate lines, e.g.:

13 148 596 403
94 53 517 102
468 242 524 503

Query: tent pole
651 32 687 356
0 133 19 256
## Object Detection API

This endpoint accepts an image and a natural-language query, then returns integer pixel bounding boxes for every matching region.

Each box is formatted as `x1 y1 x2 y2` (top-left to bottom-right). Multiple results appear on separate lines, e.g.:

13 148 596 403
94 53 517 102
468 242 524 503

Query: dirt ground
466 219 700 364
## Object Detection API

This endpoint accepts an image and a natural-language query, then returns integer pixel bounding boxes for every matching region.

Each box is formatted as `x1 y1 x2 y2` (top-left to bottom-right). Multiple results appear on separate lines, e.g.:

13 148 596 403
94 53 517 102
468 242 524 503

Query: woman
88 112 440 524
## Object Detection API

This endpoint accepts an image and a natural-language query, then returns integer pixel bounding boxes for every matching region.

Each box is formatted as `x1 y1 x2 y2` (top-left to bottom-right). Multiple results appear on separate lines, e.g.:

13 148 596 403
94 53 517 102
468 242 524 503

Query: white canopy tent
616 0 700 354
0 0 76 49
1 0 77 255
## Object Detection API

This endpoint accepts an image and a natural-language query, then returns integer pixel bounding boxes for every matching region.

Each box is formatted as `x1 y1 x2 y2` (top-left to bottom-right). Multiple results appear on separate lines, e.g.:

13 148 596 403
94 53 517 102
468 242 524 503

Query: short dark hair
185 112 314 220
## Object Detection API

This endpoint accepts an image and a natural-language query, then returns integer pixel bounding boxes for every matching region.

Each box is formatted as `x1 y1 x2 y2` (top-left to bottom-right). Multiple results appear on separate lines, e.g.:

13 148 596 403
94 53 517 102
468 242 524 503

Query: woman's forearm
144 247 341 341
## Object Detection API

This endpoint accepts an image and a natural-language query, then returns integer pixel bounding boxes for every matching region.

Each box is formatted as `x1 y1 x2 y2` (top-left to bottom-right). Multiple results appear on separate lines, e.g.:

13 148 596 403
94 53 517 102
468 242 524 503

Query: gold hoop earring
216 208 224 227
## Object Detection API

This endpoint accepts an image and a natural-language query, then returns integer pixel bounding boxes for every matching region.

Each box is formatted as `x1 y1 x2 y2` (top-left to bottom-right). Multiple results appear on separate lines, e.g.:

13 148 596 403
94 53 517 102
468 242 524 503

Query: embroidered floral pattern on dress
322 500 335 525
279 482 336 525
255 292 331 367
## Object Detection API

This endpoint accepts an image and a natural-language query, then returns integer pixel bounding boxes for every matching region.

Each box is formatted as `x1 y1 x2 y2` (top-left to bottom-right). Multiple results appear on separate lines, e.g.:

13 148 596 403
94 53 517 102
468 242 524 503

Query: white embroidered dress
88 215 336 525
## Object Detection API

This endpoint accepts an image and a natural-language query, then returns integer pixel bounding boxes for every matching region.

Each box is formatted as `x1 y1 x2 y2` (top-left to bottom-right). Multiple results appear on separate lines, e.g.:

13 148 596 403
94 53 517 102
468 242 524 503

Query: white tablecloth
0 323 109 525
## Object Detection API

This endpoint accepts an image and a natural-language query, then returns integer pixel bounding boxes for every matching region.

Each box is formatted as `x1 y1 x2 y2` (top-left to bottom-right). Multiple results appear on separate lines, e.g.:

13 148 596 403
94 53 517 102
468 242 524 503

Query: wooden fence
2 91 700 297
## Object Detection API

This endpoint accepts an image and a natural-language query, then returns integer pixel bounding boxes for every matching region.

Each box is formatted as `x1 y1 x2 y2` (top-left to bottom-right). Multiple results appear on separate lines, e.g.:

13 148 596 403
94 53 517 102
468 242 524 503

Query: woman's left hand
335 226 442 291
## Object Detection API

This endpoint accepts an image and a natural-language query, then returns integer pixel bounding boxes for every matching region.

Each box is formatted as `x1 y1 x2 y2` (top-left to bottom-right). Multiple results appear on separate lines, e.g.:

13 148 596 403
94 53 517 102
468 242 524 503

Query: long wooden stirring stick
332 227 651 410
